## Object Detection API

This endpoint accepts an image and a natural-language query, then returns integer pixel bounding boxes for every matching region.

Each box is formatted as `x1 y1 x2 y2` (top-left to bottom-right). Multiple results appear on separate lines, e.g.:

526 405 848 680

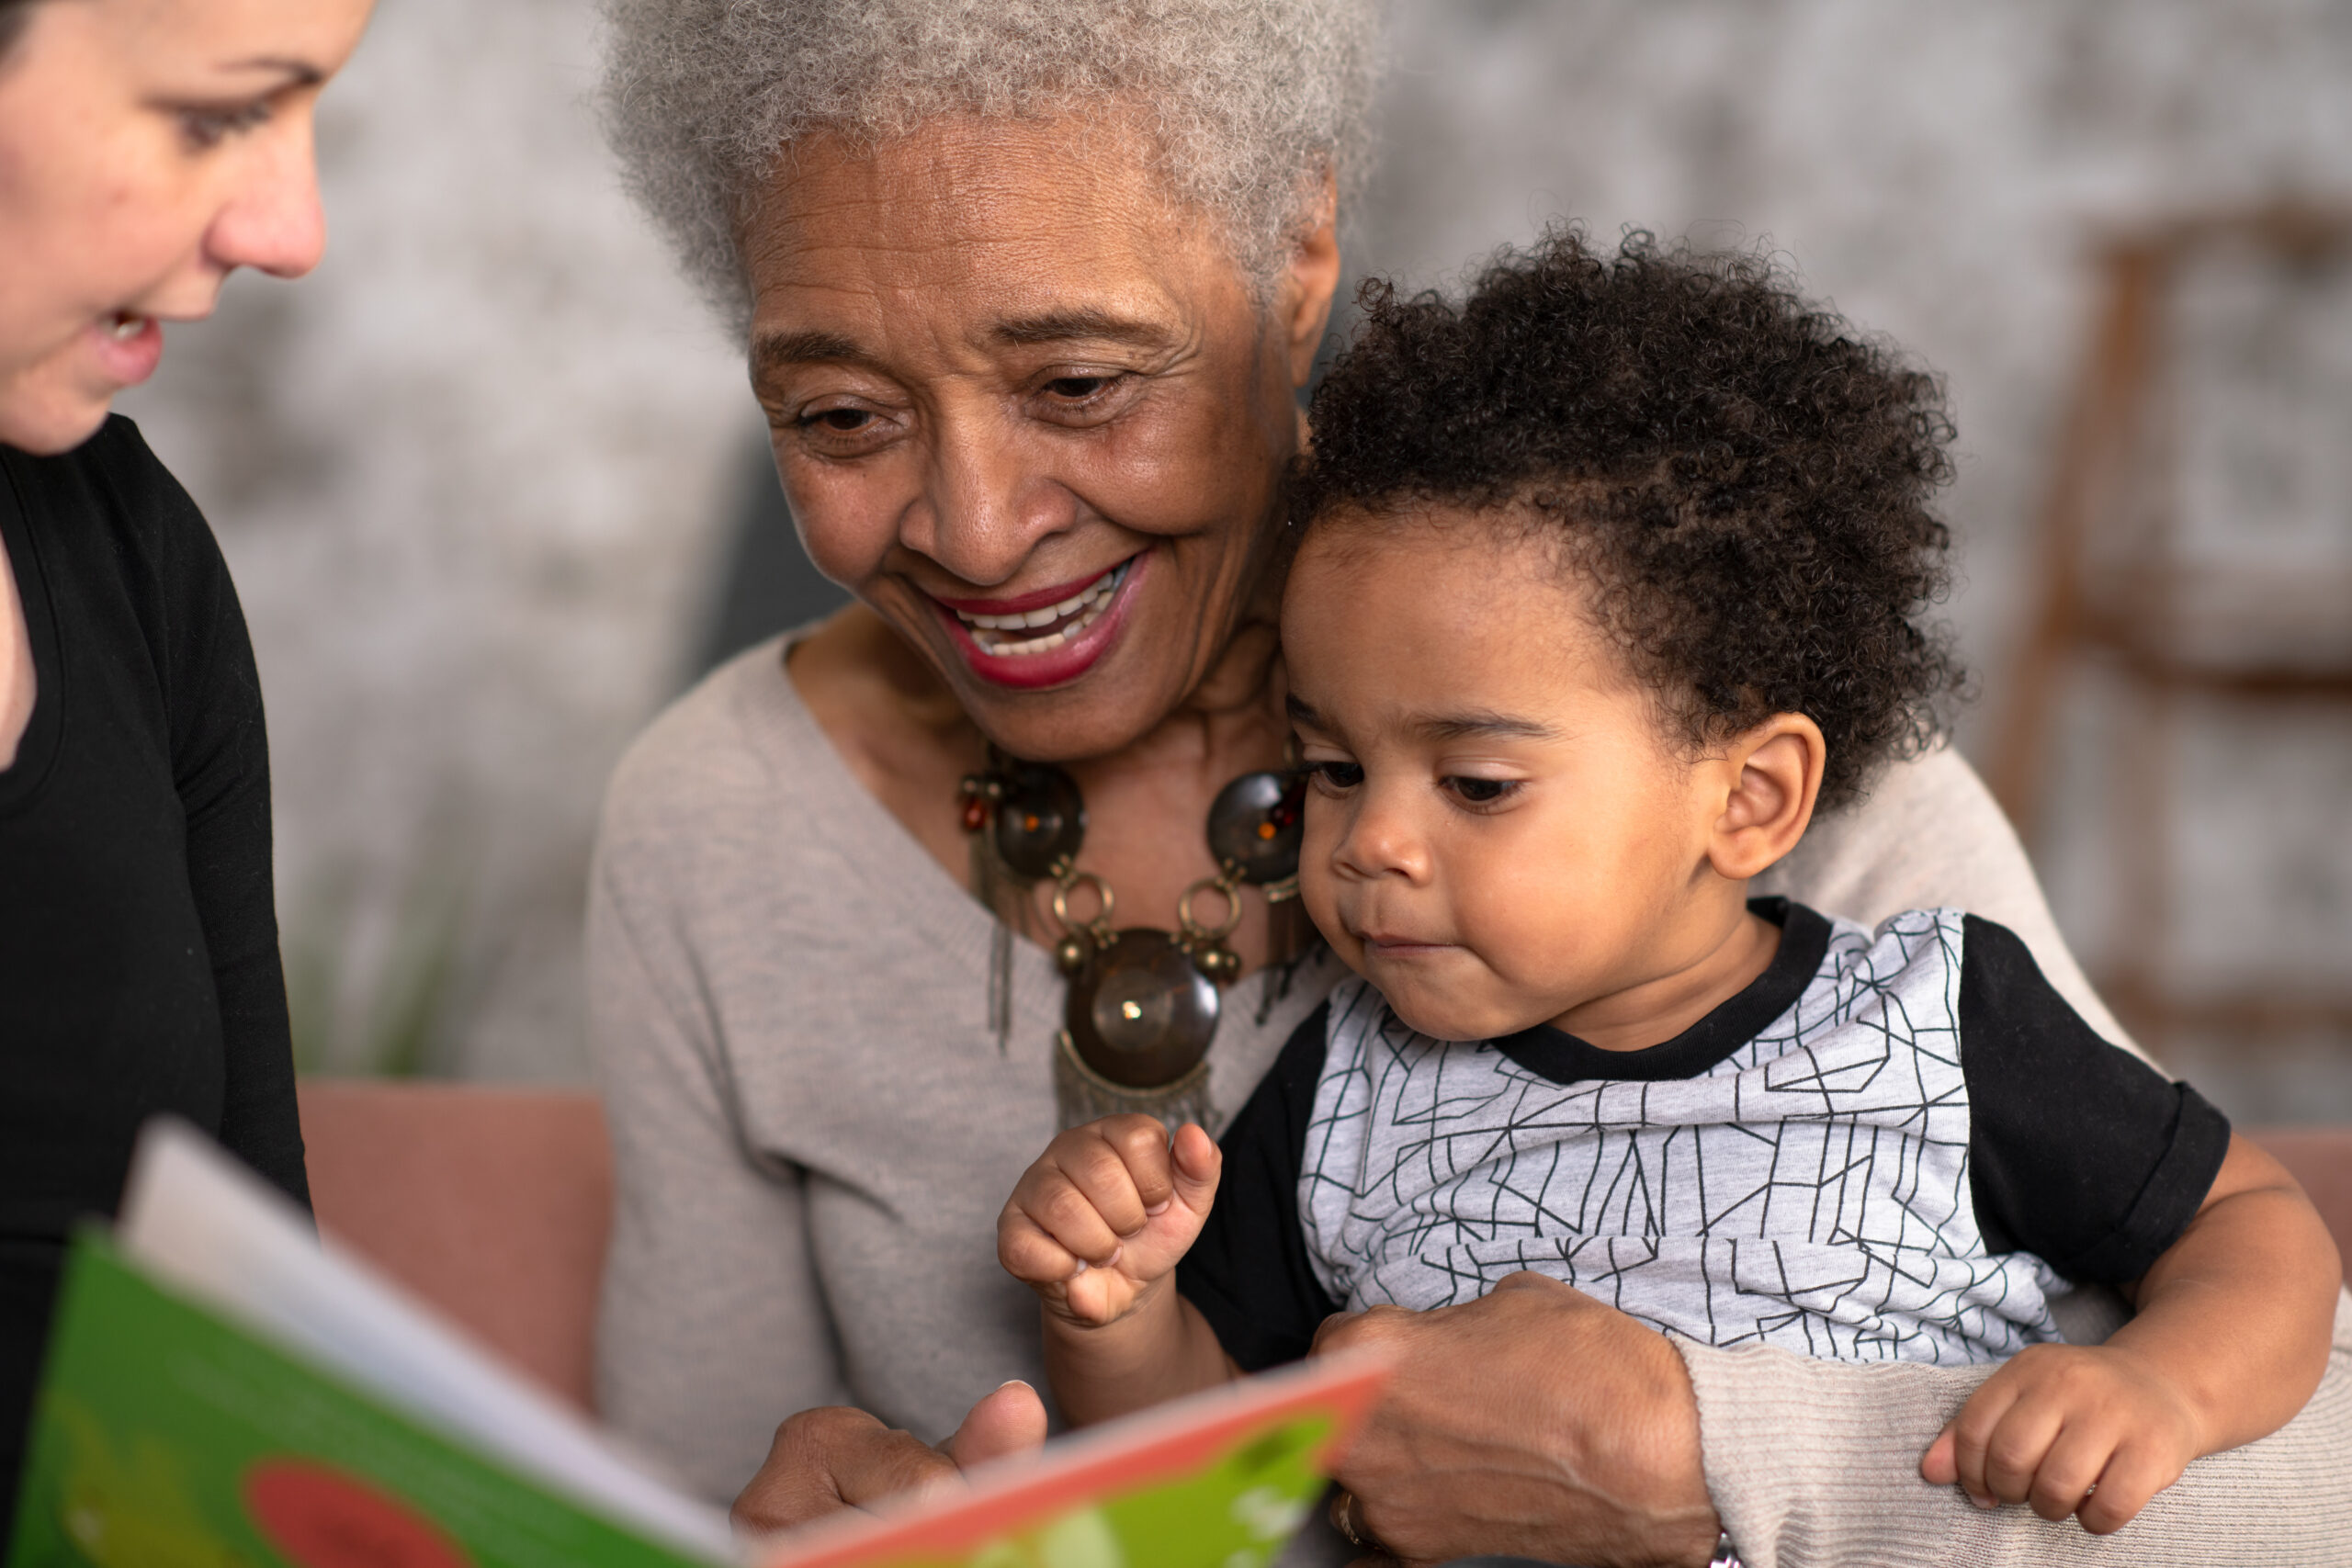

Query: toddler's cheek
1295 859 1353 963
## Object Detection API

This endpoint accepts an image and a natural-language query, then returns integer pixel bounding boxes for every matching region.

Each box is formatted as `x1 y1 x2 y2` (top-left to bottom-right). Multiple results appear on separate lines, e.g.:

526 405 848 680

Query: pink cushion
2252 1127 2352 1285
296 1080 612 1412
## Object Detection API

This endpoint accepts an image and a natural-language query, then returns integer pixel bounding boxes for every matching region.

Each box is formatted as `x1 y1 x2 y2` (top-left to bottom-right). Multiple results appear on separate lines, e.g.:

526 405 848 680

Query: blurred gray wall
118 0 758 1080
118 0 2352 1099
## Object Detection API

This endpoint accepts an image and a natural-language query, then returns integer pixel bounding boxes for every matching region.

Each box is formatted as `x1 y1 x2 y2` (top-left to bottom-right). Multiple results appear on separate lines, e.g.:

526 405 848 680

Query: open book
5 1121 1387 1568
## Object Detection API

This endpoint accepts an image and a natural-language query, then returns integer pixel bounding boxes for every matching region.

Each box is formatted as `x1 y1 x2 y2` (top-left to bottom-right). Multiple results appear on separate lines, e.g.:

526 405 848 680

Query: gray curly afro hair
599 0 1384 331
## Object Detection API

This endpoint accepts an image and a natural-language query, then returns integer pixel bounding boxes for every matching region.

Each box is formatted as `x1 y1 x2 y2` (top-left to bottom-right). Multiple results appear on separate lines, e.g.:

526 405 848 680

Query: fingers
1931 1347 2194 1535
1169 1121 1222 1214
1941 1358 2033 1507
2075 1447 2178 1536
730 1406 959 1536
2022 1421 2110 1523
1978 1390 2067 1511
998 1115 1178 1283
1919 1427 1958 1487
944 1381 1049 1471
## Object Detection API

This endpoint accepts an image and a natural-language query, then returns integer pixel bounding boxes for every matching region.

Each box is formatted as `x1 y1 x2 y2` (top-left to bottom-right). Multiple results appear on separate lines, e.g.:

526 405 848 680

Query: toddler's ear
1706 713 1825 881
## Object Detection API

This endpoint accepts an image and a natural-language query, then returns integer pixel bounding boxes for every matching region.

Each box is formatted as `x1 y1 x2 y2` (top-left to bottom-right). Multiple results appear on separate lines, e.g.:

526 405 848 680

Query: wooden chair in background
1989 202 2352 1057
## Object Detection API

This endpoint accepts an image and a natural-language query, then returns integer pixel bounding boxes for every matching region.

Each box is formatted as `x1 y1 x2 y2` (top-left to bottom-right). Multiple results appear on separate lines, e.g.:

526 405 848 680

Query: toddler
998 231 2341 1536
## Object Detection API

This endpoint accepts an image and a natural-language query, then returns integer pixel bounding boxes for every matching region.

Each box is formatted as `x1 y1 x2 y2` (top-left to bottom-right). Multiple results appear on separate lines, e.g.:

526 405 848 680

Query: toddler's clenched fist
998 1116 1239 1423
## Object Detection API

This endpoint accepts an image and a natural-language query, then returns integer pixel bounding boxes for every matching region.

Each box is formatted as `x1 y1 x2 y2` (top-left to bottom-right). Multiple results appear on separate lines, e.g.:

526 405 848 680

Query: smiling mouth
945 559 1133 658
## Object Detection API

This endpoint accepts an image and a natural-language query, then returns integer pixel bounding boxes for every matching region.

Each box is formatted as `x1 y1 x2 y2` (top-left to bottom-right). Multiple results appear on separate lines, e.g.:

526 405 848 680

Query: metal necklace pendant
1057 929 1221 1117
959 748 1305 1132
978 761 1085 879
1205 769 1306 897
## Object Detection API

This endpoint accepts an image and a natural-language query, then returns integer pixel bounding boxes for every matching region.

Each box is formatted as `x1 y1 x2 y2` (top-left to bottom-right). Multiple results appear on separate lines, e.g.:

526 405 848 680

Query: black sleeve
1961 914 2226 1283
103 420 310 1209
1178 1003 1341 1371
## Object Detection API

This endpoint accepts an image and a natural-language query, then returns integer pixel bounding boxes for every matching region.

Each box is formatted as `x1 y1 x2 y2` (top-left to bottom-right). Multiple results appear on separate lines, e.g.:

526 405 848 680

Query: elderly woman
589 2 2352 1562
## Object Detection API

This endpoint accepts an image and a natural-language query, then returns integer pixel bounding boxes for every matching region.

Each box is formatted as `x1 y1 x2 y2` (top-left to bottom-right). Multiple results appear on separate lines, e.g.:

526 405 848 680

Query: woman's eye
1446 776 1517 807
801 408 873 434
1311 761 1364 791
1043 374 1118 400
178 101 273 151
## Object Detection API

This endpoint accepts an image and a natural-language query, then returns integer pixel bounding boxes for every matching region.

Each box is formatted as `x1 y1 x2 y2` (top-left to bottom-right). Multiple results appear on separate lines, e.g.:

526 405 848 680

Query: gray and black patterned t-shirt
1178 900 2231 1372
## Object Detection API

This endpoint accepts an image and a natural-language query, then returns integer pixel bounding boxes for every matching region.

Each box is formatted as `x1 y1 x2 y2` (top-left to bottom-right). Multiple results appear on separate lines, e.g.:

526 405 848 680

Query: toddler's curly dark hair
1293 227 1965 809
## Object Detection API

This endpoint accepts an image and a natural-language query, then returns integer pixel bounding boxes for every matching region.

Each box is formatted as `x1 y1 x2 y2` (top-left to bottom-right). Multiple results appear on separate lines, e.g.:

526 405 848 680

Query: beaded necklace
959 748 1308 1129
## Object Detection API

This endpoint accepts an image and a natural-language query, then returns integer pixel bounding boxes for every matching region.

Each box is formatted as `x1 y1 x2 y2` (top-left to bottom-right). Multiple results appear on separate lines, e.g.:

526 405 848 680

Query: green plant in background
284 848 474 1078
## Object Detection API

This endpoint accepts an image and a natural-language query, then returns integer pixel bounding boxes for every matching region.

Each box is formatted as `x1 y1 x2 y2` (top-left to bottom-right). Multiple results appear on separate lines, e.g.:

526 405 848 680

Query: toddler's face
1283 512 1736 1043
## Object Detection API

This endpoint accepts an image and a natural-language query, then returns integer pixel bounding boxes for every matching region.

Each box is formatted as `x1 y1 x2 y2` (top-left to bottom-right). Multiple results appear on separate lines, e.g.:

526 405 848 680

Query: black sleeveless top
0 415 309 1523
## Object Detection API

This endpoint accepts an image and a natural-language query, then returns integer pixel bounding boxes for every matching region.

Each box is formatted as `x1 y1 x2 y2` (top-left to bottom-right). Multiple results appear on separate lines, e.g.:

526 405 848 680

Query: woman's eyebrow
989 308 1174 349
752 329 873 378
215 56 326 89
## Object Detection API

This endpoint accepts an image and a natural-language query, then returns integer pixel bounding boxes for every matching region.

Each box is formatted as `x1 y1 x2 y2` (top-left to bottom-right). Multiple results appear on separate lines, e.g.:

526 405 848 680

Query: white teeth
956 559 1130 656
108 314 145 341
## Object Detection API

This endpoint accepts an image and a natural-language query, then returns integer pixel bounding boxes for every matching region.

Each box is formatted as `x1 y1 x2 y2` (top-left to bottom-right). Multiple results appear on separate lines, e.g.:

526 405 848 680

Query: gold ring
1329 1488 1377 1552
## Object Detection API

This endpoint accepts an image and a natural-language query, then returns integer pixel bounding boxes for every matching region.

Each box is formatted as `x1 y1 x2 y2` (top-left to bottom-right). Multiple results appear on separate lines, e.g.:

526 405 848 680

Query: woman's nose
901 413 1077 587
204 116 329 282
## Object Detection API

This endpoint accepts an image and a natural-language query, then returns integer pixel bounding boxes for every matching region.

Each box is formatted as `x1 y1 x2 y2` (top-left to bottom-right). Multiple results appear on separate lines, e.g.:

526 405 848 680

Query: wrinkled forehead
742 114 1255 325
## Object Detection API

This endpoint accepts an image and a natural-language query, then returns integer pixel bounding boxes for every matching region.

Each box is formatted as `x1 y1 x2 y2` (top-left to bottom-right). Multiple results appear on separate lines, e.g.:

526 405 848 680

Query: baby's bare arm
1926 1134 2342 1533
998 1116 1240 1427
2113 1134 2342 1450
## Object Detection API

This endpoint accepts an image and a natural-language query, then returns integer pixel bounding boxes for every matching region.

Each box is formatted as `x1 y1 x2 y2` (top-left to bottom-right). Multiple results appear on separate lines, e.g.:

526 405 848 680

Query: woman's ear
1706 713 1826 882
1281 170 1341 389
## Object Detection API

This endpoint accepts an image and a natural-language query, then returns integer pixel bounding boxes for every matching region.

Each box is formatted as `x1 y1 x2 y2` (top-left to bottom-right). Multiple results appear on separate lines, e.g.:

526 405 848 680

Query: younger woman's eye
1311 761 1364 791
178 100 273 151
1446 776 1518 807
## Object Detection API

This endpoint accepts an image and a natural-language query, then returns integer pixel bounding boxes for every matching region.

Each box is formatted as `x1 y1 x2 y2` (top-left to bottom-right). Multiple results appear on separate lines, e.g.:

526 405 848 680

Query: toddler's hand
1921 1342 2204 1535
998 1116 1220 1327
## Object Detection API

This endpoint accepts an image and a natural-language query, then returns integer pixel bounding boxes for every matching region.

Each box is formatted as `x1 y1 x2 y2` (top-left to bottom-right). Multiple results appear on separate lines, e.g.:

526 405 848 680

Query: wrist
1041 1273 1179 1373
2096 1332 2225 1456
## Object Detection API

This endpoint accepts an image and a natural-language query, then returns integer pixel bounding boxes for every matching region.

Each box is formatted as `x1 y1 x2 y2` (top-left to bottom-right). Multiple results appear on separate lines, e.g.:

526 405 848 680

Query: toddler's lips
1358 933 1457 958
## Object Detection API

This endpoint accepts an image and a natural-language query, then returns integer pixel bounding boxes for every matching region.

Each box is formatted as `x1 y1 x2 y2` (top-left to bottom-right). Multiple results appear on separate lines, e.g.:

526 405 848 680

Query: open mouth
931 555 1148 691
107 311 150 341
946 558 1133 659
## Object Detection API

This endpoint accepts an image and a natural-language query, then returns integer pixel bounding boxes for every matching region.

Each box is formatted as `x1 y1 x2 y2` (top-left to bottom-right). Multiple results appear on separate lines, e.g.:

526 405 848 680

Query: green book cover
8 1234 712 1568
6 1122 1386 1568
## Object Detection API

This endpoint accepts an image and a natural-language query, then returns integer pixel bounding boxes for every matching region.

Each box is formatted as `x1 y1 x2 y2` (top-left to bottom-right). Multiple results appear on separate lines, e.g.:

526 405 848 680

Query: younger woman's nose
205 118 329 282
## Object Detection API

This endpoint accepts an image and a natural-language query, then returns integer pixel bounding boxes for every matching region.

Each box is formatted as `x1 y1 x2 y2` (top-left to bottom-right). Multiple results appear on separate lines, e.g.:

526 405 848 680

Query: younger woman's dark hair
1293 226 1965 809
0 0 38 64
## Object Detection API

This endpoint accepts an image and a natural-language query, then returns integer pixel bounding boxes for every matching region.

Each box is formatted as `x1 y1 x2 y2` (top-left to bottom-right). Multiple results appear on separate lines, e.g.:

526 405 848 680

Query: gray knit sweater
589 637 2352 1567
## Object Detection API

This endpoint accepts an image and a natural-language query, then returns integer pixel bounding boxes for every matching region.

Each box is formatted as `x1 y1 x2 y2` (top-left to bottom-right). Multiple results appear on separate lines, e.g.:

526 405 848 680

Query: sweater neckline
729 633 1303 1018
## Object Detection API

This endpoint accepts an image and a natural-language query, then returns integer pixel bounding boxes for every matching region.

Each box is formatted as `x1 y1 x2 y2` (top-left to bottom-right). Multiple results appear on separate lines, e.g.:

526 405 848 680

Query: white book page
117 1118 740 1565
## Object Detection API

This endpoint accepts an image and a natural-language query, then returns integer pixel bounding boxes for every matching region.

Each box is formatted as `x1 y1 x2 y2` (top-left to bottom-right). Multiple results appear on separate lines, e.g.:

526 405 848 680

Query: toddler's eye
1446 776 1517 807
1311 761 1364 792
